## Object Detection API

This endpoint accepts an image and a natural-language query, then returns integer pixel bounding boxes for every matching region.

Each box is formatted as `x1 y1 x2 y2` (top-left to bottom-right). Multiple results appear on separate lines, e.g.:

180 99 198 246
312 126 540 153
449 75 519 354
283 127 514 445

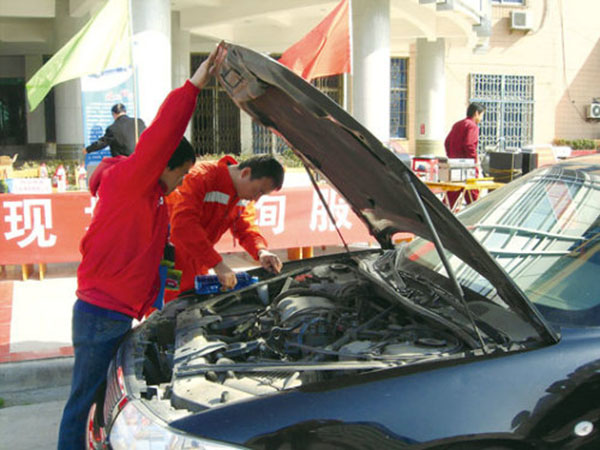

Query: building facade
0 0 598 161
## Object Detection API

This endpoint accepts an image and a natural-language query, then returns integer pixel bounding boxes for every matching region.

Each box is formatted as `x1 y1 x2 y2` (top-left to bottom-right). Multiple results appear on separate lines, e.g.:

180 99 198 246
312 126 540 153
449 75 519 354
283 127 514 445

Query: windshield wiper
402 172 488 354
471 224 580 257
471 224 581 242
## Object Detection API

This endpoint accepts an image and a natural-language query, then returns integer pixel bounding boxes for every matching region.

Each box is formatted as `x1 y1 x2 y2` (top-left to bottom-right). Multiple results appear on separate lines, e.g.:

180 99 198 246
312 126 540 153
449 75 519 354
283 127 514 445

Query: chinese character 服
309 189 352 232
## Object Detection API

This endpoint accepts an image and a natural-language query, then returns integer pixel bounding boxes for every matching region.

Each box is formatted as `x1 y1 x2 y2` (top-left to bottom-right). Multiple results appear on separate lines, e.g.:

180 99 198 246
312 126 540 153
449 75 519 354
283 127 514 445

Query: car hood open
215 43 557 343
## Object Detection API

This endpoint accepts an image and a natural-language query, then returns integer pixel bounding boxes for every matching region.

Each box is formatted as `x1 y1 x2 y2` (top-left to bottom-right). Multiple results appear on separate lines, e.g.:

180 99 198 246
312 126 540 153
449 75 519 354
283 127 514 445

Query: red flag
279 0 351 81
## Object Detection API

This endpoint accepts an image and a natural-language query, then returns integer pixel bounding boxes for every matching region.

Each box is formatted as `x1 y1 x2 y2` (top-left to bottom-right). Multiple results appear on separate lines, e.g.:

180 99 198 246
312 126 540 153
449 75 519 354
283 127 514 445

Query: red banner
279 0 351 81
0 187 375 265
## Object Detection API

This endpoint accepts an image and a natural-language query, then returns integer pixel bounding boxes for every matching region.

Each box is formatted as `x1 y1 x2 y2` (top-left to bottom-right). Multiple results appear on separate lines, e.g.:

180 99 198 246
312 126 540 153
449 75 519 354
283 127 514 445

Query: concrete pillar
24 55 46 144
171 11 191 140
54 0 86 158
171 11 190 89
414 38 446 157
132 0 171 124
240 113 254 155
351 0 390 144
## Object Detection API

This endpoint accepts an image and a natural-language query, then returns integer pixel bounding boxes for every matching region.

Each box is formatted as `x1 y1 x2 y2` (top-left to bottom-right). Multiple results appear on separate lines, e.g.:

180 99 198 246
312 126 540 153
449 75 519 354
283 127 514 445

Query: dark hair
466 102 486 118
167 137 196 169
239 155 285 190
111 103 127 114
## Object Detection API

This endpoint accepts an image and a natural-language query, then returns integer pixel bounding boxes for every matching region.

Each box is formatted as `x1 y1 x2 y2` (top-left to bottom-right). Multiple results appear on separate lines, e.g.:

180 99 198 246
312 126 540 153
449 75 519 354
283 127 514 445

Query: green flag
26 0 131 111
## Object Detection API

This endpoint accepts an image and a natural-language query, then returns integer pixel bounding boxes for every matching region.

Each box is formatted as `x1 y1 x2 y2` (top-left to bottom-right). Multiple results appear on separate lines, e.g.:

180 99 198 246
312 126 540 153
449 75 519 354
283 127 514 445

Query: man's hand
190 41 227 89
213 260 237 290
258 249 282 274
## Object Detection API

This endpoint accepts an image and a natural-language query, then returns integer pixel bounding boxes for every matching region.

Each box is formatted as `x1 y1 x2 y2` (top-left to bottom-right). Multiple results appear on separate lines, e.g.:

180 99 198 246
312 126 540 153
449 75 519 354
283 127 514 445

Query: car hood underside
214 43 555 342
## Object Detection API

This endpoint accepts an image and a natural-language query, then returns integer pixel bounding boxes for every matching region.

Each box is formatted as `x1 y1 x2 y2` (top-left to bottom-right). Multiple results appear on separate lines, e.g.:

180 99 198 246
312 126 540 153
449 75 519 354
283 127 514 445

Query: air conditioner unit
587 103 600 119
510 10 533 31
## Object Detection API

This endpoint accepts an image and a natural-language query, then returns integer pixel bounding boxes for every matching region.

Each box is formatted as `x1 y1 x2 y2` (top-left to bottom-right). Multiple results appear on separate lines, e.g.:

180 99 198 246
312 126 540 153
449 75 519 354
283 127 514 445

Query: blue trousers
57 303 131 450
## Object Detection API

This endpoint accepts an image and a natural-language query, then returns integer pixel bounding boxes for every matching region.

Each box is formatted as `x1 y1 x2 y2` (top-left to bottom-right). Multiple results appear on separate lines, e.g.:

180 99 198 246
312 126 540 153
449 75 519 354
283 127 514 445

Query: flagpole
345 0 353 114
127 0 140 144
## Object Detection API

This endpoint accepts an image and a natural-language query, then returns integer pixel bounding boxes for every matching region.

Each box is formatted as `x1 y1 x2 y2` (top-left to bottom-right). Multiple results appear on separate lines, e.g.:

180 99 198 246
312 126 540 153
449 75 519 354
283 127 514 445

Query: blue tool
194 271 258 295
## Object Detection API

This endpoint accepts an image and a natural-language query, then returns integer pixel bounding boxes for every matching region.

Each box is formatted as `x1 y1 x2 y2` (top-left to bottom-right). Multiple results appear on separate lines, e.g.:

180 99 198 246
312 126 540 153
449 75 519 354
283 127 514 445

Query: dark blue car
88 43 600 449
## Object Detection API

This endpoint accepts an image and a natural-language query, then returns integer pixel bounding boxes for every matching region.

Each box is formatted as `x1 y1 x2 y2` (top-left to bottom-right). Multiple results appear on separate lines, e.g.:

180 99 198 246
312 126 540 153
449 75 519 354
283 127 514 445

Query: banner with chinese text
0 187 376 265
1 193 92 264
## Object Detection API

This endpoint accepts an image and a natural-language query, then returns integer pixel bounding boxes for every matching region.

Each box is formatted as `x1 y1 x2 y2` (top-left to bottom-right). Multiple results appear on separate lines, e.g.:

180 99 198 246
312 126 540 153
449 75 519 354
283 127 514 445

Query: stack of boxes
438 158 477 182
410 150 539 184
411 156 479 183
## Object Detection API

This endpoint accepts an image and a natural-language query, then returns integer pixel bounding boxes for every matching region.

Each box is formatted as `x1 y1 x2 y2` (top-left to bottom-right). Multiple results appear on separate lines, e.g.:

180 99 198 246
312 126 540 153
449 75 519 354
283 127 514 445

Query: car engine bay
126 252 539 415
129 254 474 412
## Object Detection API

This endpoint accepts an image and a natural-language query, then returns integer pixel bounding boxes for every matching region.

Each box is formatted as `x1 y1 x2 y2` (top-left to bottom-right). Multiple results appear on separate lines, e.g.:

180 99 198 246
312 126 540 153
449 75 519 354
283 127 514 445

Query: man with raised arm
58 44 227 450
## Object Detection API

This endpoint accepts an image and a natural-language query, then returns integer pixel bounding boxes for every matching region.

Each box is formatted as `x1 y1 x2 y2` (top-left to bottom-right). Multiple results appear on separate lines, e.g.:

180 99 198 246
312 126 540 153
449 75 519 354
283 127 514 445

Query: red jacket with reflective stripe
166 155 267 294
76 81 200 319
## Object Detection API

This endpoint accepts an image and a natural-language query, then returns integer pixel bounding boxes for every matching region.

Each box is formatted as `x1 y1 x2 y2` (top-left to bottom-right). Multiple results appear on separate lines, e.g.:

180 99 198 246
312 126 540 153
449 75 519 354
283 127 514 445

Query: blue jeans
57 301 132 450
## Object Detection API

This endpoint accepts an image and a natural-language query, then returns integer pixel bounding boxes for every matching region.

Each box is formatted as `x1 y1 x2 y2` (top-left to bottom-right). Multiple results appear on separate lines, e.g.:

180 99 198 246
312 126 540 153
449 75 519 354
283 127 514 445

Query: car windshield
395 159 600 327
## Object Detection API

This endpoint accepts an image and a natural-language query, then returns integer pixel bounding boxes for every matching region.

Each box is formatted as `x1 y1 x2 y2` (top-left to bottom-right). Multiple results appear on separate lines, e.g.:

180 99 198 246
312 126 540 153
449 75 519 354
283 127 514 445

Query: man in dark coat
84 103 146 157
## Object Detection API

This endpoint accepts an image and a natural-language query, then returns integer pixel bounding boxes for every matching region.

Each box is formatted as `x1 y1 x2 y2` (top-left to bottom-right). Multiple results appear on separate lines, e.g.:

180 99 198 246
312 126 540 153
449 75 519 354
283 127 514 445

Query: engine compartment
138 259 472 412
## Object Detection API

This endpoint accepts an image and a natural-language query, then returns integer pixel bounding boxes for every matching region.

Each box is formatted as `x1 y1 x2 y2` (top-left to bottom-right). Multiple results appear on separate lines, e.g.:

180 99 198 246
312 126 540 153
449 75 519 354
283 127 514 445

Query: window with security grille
251 122 291 155
252 73 344 154
390 58 408 139
190 54 240 155
470 73 534 154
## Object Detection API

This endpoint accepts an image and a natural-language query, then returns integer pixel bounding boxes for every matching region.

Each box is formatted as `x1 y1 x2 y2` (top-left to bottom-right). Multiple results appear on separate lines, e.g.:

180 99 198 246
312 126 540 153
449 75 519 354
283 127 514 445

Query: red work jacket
444 116 480 163
76 80 200 319
444 116 481 207
166 156 267 295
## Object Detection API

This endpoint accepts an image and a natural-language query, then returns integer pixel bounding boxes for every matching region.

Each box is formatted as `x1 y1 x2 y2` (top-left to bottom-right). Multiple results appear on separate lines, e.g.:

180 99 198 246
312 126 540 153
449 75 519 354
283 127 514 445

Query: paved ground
0 392 66 449
1 264 77 364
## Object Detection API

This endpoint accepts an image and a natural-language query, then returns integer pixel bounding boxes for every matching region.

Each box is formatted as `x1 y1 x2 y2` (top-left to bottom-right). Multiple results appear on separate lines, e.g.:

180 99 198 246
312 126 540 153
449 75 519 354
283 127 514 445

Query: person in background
444 102 486 210
165 155 285 299
54 163 67 192
38 162 48 178
83 103 146 157
76 162 87 190
57 44 226 450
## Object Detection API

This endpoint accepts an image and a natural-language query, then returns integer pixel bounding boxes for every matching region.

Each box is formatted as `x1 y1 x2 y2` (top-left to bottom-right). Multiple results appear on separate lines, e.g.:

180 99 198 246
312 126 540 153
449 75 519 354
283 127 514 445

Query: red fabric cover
76 80 200 319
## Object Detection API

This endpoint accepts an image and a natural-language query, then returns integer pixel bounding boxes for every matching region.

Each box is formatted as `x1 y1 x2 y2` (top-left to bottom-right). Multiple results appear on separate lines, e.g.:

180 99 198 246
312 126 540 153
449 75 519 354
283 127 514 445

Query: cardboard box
439 158 477 182
488 152 522 182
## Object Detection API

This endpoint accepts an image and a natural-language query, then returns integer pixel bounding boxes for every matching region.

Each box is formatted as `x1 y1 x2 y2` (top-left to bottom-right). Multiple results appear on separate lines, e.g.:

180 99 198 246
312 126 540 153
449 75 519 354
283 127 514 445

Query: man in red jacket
444 102 486 210
57 44 226 450
166 155 285 297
